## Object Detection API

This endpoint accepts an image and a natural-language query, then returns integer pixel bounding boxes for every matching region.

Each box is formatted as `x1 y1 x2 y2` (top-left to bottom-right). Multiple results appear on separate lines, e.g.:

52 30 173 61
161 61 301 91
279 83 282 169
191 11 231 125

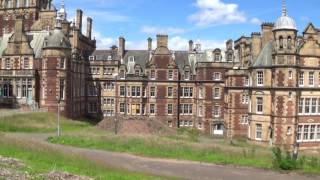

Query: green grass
0 112 93 133
48 135 272 169
0 134 170 180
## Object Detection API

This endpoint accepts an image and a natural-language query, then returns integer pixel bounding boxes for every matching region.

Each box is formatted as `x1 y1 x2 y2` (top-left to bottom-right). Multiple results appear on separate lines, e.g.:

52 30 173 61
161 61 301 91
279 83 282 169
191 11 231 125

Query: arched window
279 36 284 49
288 36 292 50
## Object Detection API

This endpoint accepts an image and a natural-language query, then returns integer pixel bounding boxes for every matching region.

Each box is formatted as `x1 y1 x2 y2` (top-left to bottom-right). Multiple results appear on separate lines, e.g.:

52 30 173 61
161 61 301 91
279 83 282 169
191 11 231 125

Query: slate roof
252 42 273 68
43 29 71 49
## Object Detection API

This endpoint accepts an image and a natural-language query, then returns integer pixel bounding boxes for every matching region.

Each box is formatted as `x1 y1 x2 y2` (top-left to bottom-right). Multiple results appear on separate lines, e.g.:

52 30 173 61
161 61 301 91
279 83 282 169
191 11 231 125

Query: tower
272 0 298 146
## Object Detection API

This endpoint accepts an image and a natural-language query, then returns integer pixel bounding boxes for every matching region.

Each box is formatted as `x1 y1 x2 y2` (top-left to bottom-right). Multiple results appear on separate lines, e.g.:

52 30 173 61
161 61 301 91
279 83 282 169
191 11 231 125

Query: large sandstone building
0 0 319 149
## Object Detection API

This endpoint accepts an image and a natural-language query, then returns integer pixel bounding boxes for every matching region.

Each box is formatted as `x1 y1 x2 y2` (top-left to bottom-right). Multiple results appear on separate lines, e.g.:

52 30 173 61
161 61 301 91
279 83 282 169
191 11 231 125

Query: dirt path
4 133 320 180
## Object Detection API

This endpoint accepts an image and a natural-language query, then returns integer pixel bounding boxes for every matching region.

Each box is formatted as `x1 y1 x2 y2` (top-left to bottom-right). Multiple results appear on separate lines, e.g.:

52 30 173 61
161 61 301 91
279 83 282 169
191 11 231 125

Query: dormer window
214 54 220 62
108 56 112 61
129 56 135 62
89 56 95 61
227 54 233 62
185 70 190 80
120 69 125 79
135 69 140 76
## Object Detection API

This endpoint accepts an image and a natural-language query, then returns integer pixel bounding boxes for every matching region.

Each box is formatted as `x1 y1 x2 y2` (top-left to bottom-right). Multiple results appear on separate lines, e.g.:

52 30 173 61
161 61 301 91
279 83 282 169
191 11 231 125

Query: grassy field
0 112 101 134
1 112 320 175
0 134 171 180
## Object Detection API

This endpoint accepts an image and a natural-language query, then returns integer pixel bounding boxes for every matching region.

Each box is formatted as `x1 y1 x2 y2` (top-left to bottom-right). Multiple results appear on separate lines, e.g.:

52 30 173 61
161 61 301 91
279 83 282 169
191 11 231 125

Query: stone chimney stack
251 32 262 63
118 37 125 59
261 23 274 47
157 34 168 48
86 17 92 39
189 40 194 52
147 37 152 51
76 9 83 32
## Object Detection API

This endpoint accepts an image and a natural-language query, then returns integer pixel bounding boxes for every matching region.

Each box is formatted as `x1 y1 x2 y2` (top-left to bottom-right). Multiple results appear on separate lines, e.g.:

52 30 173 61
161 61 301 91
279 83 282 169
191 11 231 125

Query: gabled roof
252 42 273 68
303 23 318 34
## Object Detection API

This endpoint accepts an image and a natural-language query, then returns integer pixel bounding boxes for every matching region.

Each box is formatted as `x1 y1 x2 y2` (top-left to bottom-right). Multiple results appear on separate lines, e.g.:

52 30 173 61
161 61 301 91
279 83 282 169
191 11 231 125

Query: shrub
272 147 297 170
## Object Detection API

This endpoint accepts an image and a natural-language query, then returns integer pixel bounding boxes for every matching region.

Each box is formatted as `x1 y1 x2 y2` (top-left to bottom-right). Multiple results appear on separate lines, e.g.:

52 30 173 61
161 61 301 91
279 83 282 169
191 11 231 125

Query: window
185 70 190 80
305 98 310 114
227 54 233 62
120 70 125 79
150 104 155 115
199 87 204 99
131 86 141 97
23 58 29 69
279 36 284 49
214 53 220 61
257 71 264 86
312 98 317 114
242 94 249 104
213 88 220 99
129 56 135 62
168 70 173 80
150 70 155 79
150 87 156 97
60 58 65 69
288 36 292 50
245 77 249 86
5 58 10 69
135 69 140 76
289 92 293 100
167 104 173 115
256 124 262 140
180 104 193 115
256 97 263 113
59 79 65 100
181 87 193 98
88 103 97 113
297 125 303 141
298 99 304 114
299 72 304 86
167 87 173 97
213 72 221 81
22 79 27 97
241 115 249 124
120 86 125 96
198 106 203 117
198 122 203 129
298 124 320 141
213 105 220 117
289 70 293 79
309 72 314 86
106 82 114 90
120 103 125 113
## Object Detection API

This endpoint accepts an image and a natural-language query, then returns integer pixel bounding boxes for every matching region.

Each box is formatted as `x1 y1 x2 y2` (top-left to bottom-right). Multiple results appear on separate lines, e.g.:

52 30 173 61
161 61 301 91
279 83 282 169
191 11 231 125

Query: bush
272 147 297 170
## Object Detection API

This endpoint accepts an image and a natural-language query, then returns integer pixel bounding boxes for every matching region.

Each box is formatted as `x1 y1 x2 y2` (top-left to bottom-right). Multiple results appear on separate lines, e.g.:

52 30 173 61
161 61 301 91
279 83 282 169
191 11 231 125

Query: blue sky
55 0 320 50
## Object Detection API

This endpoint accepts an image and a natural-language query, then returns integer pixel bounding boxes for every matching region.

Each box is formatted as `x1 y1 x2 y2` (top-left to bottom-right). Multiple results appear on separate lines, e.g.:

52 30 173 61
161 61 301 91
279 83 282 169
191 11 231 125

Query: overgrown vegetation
0 135 169 180
271 147 320 174
0 113 94 133
48 135 272 169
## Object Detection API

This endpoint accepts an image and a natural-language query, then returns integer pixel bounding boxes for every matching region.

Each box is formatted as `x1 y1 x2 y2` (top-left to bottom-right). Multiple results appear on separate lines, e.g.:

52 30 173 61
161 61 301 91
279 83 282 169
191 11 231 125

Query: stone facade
0 1 320 150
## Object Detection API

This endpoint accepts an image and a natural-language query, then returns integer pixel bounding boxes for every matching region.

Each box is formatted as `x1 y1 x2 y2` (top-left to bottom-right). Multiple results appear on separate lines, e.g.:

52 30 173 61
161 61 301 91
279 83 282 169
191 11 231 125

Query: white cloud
250 18 262 25
141 26 186 35
189 0 247 26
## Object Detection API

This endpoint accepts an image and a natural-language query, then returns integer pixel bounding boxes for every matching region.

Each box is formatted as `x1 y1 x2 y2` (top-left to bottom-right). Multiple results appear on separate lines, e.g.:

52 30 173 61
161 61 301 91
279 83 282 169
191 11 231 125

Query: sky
54 0 320 50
